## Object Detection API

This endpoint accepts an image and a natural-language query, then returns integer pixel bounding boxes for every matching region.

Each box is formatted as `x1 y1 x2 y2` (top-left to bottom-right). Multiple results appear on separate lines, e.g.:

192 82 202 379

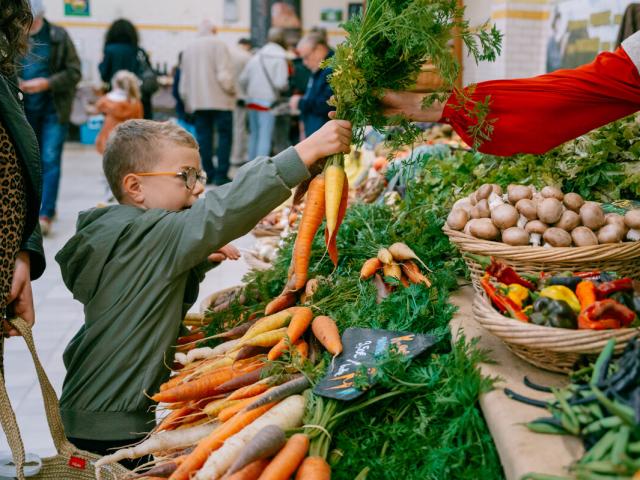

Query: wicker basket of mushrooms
443 184 640 293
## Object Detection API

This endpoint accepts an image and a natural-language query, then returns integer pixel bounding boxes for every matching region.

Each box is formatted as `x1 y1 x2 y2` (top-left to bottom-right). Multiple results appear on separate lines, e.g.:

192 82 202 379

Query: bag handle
259 54 281 103
0 318 77 479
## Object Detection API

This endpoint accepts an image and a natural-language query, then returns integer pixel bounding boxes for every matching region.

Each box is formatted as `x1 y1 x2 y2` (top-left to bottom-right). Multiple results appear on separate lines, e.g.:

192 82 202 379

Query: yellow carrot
243 311 292 340
242 328 288 348
325 163 346 239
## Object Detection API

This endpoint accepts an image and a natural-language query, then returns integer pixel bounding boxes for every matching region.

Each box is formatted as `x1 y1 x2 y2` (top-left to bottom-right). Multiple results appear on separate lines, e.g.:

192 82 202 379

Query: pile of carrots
360 242 432 302
95 289 342 480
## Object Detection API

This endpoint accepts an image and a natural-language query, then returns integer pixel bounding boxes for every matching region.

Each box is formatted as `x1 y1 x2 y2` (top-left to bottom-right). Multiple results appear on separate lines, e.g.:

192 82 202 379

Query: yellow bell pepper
506 284 530 308
539 285 581 313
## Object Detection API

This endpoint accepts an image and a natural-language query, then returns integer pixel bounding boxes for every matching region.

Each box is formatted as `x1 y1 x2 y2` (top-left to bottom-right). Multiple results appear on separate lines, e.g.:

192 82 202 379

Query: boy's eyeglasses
136 167 208 190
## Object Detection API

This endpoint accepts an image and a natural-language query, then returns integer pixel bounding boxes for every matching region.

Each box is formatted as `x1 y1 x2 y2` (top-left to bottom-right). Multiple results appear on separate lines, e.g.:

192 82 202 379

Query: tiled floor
0 144 253 457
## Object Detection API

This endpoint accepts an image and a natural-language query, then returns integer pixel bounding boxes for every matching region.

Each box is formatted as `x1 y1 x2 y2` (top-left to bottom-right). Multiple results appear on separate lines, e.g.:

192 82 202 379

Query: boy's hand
295 119 352 167
208 244 241 263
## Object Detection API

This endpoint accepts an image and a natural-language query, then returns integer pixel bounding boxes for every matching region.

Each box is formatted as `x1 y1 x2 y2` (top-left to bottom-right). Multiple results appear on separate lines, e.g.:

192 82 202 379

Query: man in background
230 38 253 166
19 0 81 235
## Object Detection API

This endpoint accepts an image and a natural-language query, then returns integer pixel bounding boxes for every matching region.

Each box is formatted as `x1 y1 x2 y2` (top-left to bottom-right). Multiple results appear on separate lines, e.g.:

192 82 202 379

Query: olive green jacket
0 73 45 279
56 147 308 440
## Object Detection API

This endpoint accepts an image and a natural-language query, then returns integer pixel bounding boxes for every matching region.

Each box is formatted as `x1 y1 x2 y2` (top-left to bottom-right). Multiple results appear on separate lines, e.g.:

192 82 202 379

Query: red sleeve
441 47 640 156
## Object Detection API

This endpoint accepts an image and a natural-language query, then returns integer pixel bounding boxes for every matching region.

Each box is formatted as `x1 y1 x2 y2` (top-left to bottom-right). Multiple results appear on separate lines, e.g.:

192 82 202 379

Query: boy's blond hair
103 120 198 201
111 70 142 101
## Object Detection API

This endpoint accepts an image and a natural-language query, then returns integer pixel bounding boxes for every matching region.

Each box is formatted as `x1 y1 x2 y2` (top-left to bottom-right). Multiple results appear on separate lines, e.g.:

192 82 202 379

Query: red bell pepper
484 257 536 290
596 278 634 298
481 274 529 322
577 299 636 330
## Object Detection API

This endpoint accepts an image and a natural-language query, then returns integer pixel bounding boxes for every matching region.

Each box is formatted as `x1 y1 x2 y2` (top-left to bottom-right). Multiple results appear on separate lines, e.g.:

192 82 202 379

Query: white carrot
193 395 305 480
95 422 218 470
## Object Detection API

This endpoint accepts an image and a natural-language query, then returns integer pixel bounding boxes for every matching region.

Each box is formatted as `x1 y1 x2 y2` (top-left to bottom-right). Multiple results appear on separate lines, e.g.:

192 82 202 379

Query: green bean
591 387 636 427
590 339 616 387
527 420 566 435
610 425 630 463
581 416 623 435
582 429 617 463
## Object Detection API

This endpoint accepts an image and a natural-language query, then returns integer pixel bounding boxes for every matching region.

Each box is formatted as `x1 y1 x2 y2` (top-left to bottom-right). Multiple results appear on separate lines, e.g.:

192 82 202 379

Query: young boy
55 118 351 462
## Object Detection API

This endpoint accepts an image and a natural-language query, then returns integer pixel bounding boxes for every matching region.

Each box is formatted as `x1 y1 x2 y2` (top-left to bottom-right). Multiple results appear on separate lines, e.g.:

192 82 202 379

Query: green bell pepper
529 296 578 329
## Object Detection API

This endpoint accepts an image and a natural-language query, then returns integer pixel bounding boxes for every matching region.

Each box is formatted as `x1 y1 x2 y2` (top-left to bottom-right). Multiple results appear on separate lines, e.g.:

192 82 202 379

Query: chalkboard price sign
314 327 438 401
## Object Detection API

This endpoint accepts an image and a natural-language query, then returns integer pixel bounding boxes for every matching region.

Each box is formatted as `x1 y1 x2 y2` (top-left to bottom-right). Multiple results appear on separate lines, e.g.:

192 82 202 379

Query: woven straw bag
443 226 640 294
473 295 640 373
0 318 129 479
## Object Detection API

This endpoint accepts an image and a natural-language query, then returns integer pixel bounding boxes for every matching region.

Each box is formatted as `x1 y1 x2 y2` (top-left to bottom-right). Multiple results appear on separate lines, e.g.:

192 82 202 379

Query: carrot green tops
56 147 308 440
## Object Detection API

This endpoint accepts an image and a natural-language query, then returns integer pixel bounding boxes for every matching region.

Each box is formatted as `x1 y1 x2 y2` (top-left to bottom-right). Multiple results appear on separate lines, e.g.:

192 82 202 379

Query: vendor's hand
20 77 50 94
5 251 34 336
380 90 446 122
295 119 352 167
289 94 302 112
208 244 241 263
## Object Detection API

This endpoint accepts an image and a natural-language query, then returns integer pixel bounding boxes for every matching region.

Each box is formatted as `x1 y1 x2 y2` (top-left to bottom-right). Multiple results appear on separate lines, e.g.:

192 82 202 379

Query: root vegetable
537 198 563 224
515 199 537 220
554 210 580 231
325 174 349 267
446 209 468 230
507 184 532 204
244 311 293 341
226 425 286 476
501 227 529 246
212 319 259 340
543 227 572 247
373 273 390 303
541 186 564 201
216 369 264 395
325 164 346 240
95 422 218 469
241 376 310 414
388 242 429 270
242 328 288 348
400 260 431 287
193 396 305 480
295 457 331 480
227 379 271 401
360 258 383 279
264 294 297 316
382 263 402 281
268 307 313 361
256 433 309 480
304 279 319 299
491 204 519 229
468 218 499 240
218 394 264 422
226 459 270 480
563 192 584 212
153 367 238 403
311 315 343 355
580 203 605 230
571 226 598 246
377 248 393 264
235 346 270 362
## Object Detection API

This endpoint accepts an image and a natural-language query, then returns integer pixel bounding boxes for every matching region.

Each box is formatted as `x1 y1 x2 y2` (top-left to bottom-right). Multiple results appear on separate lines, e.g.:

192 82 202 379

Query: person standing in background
229 38 253 166
180 21 236 185
19 0 81 236
240 28 289 159
289 32 334 138
99 19 157 120
94 70 143 155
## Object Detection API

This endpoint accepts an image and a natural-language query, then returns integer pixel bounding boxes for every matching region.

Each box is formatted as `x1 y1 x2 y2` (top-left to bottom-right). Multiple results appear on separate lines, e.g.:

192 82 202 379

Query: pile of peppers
475 255 640 330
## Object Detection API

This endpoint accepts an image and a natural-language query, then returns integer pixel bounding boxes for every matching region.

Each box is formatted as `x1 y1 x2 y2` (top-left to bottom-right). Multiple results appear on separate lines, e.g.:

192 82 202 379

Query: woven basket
443 225 640 294
0 318 130 479
473 295 640 373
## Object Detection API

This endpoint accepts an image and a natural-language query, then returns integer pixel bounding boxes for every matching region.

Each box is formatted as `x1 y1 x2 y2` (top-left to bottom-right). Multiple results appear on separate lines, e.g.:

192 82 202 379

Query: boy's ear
122 173 145 204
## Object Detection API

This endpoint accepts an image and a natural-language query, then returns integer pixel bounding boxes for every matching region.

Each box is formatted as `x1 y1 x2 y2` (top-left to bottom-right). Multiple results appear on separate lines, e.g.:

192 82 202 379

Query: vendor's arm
381 30 640 156
164 120 351 276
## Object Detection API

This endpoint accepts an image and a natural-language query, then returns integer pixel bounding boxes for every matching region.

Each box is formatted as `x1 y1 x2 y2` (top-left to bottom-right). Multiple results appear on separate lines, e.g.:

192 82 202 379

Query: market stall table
450 285 583 480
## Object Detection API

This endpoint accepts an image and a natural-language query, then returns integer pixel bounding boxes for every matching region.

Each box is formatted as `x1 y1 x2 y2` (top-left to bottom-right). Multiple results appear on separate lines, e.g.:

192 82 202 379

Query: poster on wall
547 0 632 72
64 0 90 16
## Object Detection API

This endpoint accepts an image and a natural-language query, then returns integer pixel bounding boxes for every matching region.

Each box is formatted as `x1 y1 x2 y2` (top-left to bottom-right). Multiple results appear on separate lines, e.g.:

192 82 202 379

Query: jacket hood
55 205 142 304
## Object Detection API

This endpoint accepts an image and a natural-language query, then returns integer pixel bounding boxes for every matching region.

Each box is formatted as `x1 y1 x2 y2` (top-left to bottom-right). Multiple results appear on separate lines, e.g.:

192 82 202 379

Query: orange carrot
267 307 313 361
360 257 383 280
227 379 271 401
218 393 264 422
311 316 342 356
153 362 261 403
400 274 410 288
227 458 270 480
288 175 326 291
401 261 431 287
265 293 297 316
293 339 308 360
257 433 309 480
295 456 331 480
176 330 205 345
325 163 346 240
156 405 195 432
325 174 349 267
169 403 276 480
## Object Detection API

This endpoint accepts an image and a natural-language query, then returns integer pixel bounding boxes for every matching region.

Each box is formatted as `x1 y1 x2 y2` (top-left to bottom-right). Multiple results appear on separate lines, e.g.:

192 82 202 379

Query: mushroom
543 227 572 247
470 199 491 219
517 214 528 229
452 196 473 215
507 184 533 204
525 220 548 247
502 227 530 246
488 191 505 211
490 184 503 196
541 186 564 201
515 198 538 220
554 210 581 232
446 209 469 231
491 204 519 230
597 224 624 244
475 183 493 201
571 226 599 247
469 218 499 240
624 210 640 241
537 198 564 224
563 192 584 212
580 203 606 230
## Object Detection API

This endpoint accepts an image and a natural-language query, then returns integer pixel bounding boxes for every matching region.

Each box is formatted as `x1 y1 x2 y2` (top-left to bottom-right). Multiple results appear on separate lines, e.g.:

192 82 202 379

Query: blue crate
80 115 104 145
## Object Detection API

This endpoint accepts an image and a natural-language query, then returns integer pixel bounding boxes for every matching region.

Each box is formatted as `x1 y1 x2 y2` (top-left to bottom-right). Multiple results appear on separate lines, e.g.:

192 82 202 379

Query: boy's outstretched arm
163 120 352 276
